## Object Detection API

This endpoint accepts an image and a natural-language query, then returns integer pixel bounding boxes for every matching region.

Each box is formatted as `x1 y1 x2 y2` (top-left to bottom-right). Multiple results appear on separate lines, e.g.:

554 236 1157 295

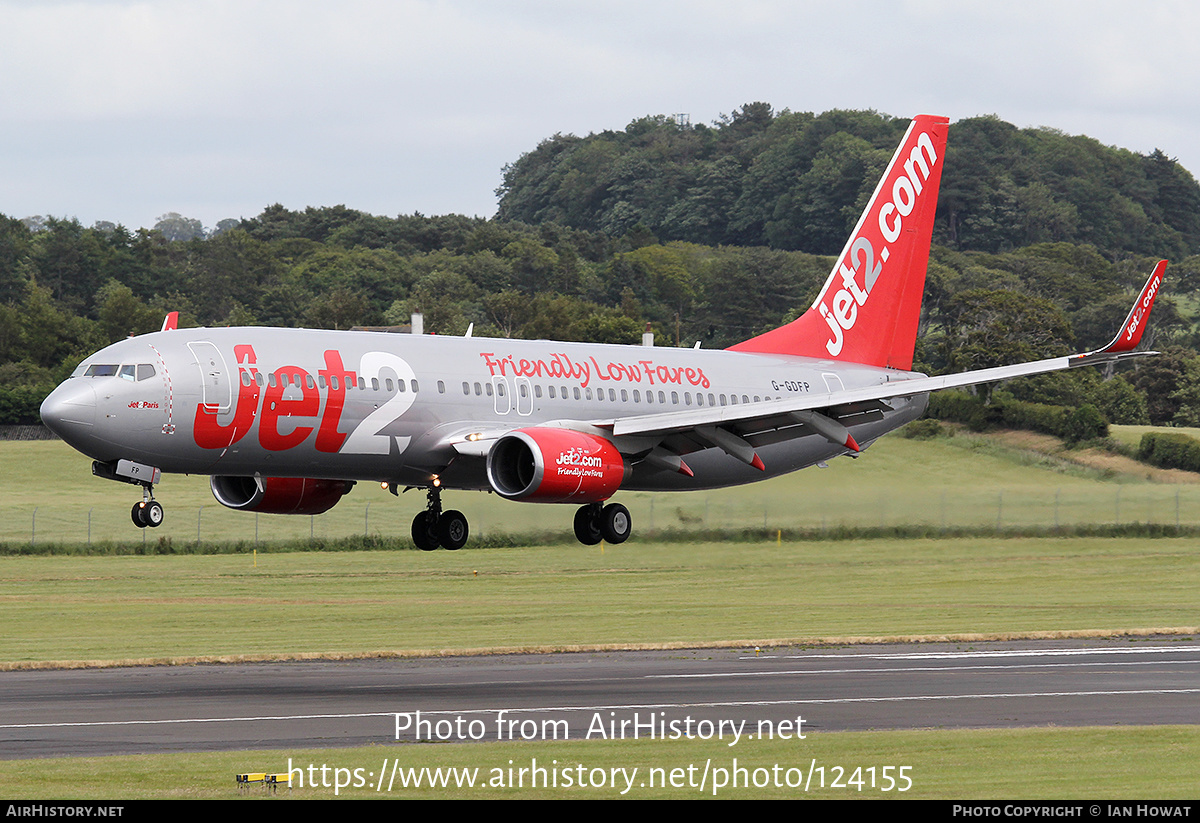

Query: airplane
39 115 1166 550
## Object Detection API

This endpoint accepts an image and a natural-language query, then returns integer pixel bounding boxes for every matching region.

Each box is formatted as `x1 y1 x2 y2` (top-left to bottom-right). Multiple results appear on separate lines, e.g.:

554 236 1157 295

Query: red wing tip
750 453 766 472
845 434 861 453
677 459 694 478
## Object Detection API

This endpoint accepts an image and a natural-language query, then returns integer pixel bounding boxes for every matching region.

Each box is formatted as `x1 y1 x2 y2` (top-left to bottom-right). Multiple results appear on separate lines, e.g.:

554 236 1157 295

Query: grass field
4 427 1200 550
2 431 1199 800
1 537 1197 665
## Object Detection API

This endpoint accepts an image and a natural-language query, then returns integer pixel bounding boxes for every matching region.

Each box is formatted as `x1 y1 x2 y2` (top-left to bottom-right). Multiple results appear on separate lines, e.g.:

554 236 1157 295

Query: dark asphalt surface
3 638 1199 759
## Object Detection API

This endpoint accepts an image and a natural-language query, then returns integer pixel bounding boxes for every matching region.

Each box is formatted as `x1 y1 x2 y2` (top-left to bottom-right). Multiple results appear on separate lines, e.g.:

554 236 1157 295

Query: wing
596 260 1167 470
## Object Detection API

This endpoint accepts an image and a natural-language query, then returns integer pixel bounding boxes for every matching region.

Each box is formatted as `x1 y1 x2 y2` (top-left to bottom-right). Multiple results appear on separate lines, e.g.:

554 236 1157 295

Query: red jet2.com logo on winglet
817 129 941 357
1123 270 1160 346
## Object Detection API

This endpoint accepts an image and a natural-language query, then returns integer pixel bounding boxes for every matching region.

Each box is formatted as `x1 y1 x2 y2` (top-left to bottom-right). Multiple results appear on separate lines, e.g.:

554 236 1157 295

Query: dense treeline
498 106 1200 261
5 106 1200 433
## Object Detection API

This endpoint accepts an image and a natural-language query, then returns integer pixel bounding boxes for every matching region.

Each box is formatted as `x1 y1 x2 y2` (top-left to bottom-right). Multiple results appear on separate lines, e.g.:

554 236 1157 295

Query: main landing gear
411 485 468 551
573 502 631 546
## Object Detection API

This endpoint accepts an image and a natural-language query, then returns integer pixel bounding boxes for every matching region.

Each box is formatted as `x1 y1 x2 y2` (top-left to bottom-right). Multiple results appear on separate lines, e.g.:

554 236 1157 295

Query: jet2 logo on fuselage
192 346 415 456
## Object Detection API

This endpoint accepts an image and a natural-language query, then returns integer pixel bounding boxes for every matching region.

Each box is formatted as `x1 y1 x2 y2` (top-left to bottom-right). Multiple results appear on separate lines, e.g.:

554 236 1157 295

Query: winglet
1077 260 1165 361
1099 260 1165 354
161 311 179 332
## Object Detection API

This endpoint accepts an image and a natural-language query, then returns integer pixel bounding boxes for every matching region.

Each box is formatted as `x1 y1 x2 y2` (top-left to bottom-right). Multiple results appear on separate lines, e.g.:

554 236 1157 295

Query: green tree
153 212 206 242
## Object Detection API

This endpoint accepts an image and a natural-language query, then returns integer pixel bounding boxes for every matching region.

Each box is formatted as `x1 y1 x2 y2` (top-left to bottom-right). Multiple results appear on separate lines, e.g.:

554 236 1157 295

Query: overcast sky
2 0 1197 232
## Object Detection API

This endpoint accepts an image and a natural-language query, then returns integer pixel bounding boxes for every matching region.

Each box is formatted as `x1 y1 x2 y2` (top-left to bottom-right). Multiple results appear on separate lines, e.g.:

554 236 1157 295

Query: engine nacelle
210 476 353 515
486 427 629 503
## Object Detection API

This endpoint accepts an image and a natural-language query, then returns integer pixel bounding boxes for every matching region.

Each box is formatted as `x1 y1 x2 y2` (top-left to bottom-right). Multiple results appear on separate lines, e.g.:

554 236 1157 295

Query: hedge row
1137 431 1200 473
0 386 51 425
926 390 1108 444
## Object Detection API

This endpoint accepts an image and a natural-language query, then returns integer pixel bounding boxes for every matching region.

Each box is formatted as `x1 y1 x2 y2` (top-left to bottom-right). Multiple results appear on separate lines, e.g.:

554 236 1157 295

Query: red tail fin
728 114 950 370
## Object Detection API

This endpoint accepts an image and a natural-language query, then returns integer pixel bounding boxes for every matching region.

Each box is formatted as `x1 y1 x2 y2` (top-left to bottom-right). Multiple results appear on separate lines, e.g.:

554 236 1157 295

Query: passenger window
534 385 542 398
241 371 252 387
308 375 316 390
437 381 445 394
371 378 380 391
474 382 482 396
548 385 556 398
397 380 405 392
486 383 494 397
411 380 419 392
573 387 581 400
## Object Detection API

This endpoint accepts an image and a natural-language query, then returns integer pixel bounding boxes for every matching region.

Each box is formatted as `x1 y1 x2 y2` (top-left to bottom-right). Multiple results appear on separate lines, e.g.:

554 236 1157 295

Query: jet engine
210 476 353 515
486 427 629 503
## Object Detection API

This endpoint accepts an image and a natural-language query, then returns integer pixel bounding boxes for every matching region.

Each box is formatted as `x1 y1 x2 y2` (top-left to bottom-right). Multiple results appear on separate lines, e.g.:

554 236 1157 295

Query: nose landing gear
130 489 164 529
91 460 165 529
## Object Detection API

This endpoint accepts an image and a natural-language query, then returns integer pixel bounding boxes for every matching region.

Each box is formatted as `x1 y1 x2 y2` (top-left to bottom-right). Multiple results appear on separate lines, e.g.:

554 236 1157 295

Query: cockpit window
81 363 156 380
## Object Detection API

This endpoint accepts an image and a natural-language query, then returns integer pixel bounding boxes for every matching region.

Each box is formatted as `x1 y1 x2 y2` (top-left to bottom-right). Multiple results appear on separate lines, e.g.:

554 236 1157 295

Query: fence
6 483 1200 548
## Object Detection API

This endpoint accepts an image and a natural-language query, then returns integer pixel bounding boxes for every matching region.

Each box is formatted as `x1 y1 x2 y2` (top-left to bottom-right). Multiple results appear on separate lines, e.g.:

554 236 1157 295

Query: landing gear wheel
600 503 631 544
438 510 468 551
573 505 603 545
131 502 148 528
144 501 164 528
411 511 440 551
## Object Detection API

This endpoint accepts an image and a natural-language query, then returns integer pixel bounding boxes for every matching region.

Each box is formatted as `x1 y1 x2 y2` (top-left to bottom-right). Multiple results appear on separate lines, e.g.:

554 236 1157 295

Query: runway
3 638 1199 759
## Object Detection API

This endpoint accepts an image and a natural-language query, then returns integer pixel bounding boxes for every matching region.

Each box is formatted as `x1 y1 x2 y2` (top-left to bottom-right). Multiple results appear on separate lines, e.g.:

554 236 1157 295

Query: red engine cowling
486 428 629 503
210 476 353 515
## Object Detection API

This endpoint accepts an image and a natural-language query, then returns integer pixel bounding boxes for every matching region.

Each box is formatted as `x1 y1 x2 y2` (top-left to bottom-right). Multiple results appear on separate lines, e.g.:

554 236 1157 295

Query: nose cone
40 381 97 444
